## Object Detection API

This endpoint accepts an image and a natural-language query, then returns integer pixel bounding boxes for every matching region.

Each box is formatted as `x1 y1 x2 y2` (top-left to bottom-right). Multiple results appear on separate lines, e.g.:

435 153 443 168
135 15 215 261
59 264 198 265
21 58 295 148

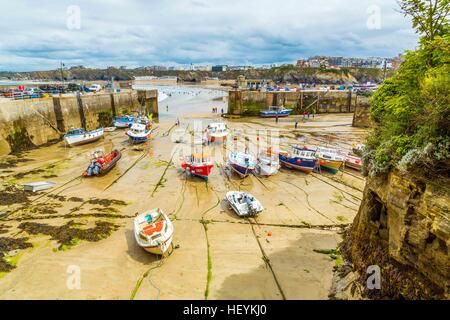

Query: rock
342 170 450 299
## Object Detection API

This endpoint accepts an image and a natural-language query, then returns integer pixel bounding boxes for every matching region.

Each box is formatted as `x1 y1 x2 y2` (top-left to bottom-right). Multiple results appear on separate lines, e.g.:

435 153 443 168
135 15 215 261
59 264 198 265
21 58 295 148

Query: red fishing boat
82 149 122 177
344 155 362 171
181 153 214 181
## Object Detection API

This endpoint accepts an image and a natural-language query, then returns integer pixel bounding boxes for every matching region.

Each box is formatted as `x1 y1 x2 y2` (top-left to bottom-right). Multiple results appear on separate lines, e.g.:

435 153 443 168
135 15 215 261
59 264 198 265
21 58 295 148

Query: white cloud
0 0 418 71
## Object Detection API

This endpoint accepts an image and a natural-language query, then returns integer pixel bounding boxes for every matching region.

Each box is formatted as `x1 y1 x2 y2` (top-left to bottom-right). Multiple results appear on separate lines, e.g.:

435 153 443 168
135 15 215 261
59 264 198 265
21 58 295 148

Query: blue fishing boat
228 151 257 178
279 146 317 174
260 106 293 118
113 115 135 128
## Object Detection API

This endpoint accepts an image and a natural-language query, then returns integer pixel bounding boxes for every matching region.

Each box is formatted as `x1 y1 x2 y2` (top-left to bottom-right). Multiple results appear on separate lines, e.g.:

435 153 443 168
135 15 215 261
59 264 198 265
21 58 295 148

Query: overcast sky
0 0 419 71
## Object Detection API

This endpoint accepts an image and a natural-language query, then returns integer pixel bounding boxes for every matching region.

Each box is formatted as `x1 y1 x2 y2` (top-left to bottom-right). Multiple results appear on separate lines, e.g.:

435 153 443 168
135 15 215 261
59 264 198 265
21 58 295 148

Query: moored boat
127 123 152 144
279 146 316 174
256 149 280 176
314 146 344 174
206 122 229 142
344 154 362 171
260 106 293 118
64 128 104 147
226 191 263 217
228 151 257 177
82 149 121 177
181 153 214 181
113 115 135 128
134 208 174 255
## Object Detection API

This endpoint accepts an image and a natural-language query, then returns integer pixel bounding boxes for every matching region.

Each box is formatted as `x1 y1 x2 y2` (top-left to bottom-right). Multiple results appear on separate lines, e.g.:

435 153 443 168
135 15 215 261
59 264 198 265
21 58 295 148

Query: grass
313 248 344 267
201 220 213 300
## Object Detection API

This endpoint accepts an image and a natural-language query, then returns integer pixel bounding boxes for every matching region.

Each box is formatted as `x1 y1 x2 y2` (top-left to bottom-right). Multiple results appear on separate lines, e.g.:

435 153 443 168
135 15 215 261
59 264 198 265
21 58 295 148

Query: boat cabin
66 128 85 135
208 123 228 133
292 146 316 159
129 123 147 133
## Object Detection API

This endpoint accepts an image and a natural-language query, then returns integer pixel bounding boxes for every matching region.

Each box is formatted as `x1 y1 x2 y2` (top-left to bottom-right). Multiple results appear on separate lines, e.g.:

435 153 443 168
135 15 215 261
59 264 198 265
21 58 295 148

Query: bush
363 35 450 178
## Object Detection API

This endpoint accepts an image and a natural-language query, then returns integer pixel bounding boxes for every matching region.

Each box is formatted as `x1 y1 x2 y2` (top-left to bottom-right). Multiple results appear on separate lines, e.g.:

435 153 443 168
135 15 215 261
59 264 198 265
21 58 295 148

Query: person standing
295 120 298 129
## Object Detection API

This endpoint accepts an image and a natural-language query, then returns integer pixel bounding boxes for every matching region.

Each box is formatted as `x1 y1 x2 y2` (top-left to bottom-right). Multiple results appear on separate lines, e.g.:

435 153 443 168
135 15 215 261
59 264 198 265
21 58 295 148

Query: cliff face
343 171 449 299
0 67 388 84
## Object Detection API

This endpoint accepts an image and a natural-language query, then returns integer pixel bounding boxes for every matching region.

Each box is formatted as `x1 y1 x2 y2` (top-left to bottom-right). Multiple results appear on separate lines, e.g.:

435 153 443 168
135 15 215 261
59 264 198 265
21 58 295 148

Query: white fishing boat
64 128 104 147
127 123 152 144
206 122 229 142
134 208 174 255
226 191 263 217
256 149 280 176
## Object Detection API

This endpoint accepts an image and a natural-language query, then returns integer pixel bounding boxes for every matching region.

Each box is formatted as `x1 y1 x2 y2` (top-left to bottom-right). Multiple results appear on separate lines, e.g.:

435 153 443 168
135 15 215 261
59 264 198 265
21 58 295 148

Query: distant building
212 65 228 72
296 59 309 67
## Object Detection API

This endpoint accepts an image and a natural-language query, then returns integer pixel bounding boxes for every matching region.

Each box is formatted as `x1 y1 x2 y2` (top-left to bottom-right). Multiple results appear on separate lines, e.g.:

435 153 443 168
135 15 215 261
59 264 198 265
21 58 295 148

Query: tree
398 0 450 42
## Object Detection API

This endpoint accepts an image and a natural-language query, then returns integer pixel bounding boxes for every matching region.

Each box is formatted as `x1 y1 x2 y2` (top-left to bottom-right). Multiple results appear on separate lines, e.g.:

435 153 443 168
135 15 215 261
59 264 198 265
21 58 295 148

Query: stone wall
228 90 360 116
352 96 371 127
0 90 156 156
343 171 449 299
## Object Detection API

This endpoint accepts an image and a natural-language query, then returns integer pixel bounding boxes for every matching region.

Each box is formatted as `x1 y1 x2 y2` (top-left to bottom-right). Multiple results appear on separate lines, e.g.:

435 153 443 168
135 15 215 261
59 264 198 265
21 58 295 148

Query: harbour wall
228 90 371 126
0 90 158 156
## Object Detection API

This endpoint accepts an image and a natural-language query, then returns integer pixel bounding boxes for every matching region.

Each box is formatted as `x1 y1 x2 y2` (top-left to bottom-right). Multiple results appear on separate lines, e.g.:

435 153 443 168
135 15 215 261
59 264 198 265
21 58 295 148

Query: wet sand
0 88 367 300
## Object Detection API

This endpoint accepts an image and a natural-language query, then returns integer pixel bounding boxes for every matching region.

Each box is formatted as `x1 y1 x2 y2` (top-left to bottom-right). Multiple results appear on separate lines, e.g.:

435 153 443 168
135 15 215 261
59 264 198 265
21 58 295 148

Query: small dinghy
279 146 317 174
113 115 135 128
134 208 174 255
226 191 263 217
206 122 229 142
181 152 214 181
64 128 104 147
314 146 344 174
228 151 257 178
127 123 152 144
104 127 117 132
344 154 362 171
256 149 280 176
82 149 122 177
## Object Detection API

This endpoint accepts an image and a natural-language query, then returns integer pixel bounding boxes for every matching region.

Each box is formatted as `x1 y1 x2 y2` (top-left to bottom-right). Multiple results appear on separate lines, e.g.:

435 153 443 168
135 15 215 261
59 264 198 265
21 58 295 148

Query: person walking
295 120 298 129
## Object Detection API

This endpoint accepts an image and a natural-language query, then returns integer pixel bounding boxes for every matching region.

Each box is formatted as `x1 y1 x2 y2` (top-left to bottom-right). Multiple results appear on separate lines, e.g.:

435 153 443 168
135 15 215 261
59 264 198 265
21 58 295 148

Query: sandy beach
0 87 368 300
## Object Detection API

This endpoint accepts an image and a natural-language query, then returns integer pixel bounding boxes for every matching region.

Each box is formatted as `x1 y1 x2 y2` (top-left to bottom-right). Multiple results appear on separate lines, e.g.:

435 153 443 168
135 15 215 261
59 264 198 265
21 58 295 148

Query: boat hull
260 110 293 118
279 154 316 174
208 134 228 143
256 164 279 176
127 131 152 144
182 163 214 181
345 157 362 171
141 237 173 255
318 159 343 174
64 129 104 147
230 163 254 177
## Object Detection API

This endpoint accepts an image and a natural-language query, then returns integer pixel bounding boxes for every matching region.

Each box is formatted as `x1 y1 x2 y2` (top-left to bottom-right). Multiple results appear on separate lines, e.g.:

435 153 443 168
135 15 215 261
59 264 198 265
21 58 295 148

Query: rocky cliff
341 171 449 299
0 66 389 84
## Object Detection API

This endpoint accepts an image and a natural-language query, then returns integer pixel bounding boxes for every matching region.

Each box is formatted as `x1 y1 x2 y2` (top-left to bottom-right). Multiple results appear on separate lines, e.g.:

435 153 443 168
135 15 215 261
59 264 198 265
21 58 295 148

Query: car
88 84 102 92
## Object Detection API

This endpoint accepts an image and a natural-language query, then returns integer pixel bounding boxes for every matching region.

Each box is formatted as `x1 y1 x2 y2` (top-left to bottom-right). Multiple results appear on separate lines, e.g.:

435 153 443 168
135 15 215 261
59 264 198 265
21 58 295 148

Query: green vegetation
363 0 449 178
